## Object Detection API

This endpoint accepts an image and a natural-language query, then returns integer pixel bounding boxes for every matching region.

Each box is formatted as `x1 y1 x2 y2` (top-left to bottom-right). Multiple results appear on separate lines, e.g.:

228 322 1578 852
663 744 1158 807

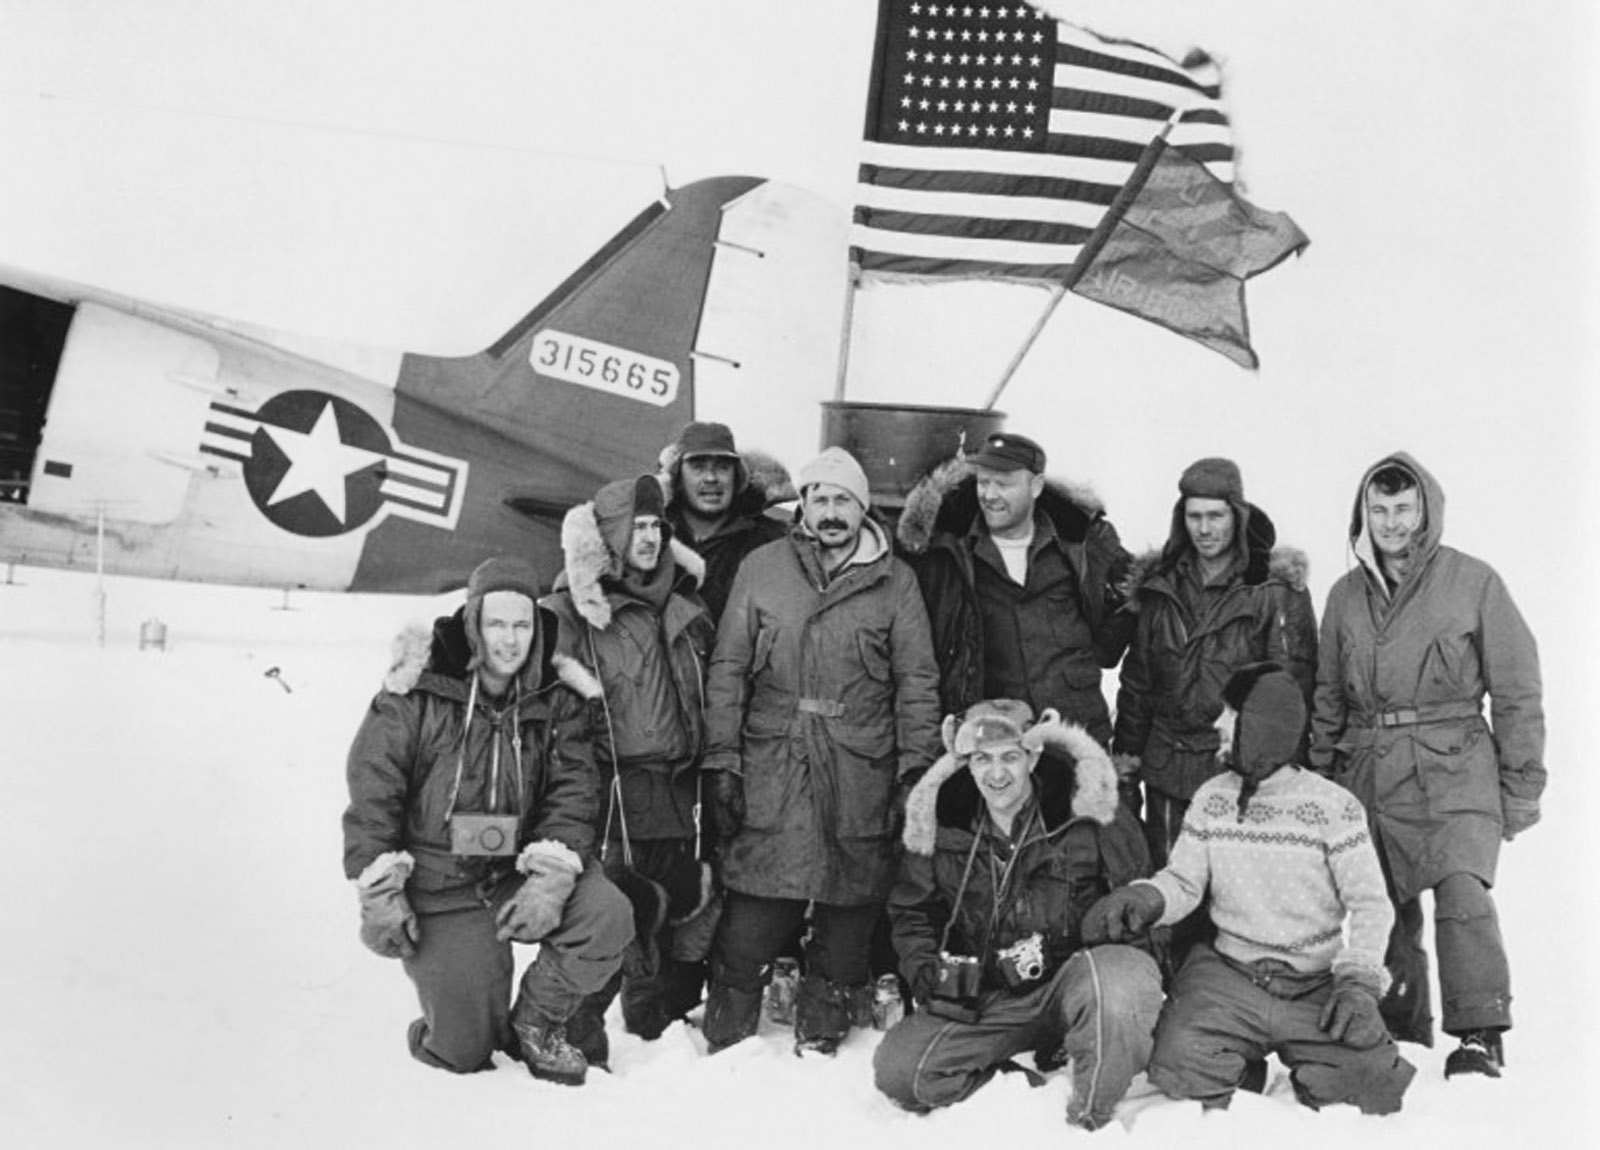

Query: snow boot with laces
1444 1029 1504 1079
512 1018 589 1086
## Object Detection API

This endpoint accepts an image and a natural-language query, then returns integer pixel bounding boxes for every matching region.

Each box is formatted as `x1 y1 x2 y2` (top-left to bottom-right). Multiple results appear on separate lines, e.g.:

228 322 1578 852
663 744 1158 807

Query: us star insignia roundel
198 390 468 537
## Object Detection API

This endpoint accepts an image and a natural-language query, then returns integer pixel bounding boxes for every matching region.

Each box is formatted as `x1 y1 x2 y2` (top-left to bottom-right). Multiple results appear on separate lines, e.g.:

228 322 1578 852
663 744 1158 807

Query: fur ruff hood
657 443 796 517
557 499 708 630
895 454 1106 557
901 715 1119 856
381 608 601 701
1120 525 1309 611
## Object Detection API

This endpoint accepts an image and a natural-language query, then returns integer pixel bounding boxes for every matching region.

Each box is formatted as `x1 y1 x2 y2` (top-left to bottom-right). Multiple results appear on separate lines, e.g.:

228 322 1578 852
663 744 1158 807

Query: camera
996 932 1046 989
935 951 982 1000
449 813 520 857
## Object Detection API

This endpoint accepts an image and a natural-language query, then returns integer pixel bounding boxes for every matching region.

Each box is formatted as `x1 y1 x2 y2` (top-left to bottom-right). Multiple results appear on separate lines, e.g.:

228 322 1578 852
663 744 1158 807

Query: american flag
854 2 1236 280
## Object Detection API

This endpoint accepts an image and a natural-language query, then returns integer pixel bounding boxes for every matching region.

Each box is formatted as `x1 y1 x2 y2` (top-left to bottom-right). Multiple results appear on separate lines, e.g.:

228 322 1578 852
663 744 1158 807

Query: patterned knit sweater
1140 766 1392 988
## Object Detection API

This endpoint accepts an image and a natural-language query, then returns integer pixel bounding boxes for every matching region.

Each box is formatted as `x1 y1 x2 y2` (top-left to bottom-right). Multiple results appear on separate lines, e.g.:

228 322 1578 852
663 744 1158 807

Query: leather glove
706 769 745 843
356 852 419 959
1080 884 1165 945
1502 795 1540 841
495 841 581 943
1318 973 1388 1049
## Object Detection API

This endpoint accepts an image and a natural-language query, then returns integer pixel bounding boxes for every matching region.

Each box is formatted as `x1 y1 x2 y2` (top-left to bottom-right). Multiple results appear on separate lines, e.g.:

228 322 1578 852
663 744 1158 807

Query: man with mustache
1310 454 1545 1079
700 447 941 1056
541 475 720 1067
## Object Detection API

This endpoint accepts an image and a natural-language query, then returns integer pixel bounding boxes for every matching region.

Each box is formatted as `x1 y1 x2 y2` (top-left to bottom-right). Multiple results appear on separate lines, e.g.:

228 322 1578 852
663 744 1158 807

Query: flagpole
981 109 1191 412
831 263 862 403
981 282 1066 411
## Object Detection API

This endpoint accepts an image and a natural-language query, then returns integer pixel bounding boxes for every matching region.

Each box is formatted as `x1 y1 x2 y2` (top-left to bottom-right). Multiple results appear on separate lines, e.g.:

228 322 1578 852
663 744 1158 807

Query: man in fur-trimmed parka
896 432 1134 747
1114 457 1318 868
343 557 633 1086
541 474 720 1065
658 420 790 623
1310 453 1544 1078
874 701 1162 1130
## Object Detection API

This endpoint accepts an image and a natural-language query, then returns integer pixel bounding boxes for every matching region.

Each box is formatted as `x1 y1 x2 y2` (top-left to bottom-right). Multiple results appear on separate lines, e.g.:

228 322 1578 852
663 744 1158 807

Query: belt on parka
1364 699 1482 729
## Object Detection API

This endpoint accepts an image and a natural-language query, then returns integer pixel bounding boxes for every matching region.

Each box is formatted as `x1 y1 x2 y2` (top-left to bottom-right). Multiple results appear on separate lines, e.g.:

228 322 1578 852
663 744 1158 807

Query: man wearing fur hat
342 556 634 1085
1113 457 1317 869
1084 663 1416 1115
1310 454 1544 1078
658 420 789 623
700 446 942 1055
896 431 1134 748
540 474 720 1064
873 702 1163 1130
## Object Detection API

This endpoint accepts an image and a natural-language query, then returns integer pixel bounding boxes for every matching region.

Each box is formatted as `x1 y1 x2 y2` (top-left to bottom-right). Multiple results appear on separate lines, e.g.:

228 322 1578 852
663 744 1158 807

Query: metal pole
981 282 1066 411
831 263 863 404
96 502 106 647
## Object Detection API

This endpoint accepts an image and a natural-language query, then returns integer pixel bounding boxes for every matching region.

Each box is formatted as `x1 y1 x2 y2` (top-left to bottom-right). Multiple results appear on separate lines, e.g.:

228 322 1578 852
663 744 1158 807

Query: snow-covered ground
1 567 1593 1149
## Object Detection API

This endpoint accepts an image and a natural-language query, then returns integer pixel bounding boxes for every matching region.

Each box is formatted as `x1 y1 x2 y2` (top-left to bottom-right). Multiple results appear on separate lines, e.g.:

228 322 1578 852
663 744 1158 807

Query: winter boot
793 974 852 1057
511 1017 589 1086
563 994 612 1072
1444 1029 1504 1079
702 980 763 1053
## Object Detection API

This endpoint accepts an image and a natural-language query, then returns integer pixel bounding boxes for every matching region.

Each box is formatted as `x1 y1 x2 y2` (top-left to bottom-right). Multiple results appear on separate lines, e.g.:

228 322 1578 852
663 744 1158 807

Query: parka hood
1120 503 1308 607
381 606 601 701
557 496 708 630
658 442 796 520
1348 451 1445 588
896 453 1107 557
901 715 1119 855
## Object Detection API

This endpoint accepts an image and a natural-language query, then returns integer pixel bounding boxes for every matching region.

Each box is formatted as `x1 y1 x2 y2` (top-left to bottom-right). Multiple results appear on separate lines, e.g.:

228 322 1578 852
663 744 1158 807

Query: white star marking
263 401 383 524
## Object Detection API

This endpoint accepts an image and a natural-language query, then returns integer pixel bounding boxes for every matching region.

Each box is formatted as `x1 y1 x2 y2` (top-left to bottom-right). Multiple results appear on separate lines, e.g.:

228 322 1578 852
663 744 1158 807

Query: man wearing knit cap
1084 663 1416 1115
541 474 719 1065
873 701 1162 1129
343 556 634 1086
658 421 788 622
700 446 942 1055
1310 453 1544 1078
896 430 1134 749
1114 457 1317 871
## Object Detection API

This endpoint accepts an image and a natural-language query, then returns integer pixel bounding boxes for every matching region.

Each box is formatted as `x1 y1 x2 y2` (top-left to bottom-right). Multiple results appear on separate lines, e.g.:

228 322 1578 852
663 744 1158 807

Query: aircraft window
0 285 75 503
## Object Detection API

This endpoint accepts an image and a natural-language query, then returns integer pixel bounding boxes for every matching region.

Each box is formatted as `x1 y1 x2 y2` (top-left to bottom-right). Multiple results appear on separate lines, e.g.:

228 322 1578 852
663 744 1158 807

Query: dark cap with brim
968 431 1045 474
675 421 740 460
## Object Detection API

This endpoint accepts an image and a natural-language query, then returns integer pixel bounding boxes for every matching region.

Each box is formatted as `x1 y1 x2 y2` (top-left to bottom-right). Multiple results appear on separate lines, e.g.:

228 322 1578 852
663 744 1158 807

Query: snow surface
1 568 1593 1149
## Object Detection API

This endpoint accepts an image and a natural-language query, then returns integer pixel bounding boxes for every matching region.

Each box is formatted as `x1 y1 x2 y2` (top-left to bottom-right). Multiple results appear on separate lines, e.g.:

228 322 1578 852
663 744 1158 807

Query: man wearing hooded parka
1310 452 1544 1077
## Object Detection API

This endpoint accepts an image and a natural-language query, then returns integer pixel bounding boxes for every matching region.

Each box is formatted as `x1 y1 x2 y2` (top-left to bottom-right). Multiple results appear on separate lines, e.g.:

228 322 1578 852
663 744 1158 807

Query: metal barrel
819 401 1006 509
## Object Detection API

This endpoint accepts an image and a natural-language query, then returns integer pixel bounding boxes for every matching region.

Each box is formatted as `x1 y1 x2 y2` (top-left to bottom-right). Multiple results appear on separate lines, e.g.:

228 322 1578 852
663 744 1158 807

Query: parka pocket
1413 723 1497 816
832 723 897 839
739 722 796 832
857 630 893 682
750 625 779 679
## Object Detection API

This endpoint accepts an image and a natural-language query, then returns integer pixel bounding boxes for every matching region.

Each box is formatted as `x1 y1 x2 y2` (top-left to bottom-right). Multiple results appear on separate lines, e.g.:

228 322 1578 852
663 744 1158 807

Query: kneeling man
1084 663 1416 1114
874 701 1163 1130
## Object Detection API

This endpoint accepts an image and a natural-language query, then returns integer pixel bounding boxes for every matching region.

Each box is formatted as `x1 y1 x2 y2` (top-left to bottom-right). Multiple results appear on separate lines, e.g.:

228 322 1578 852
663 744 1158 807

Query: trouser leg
1380 893 1434 1046
1049 945 1164 1129
1147 944 1274 1107
1277 986 1417 1115
873 983 1048 1111
1434 872 1512 1034
795 901 880 1043
401 906 513 1073
511 861 633 1031
704 892 808 1051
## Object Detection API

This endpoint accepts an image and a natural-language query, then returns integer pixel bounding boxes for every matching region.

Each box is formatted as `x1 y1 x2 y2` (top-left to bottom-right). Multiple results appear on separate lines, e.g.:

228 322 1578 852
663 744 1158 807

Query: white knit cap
798 446 871 510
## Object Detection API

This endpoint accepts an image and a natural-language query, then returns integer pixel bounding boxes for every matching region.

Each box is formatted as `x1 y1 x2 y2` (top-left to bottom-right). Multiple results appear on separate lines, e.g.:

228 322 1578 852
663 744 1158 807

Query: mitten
1502 795 1540 841
1080 883 1165 945
706 769 745 842
1318 971 1388 1048
495 841 582 943
355 851 419 959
